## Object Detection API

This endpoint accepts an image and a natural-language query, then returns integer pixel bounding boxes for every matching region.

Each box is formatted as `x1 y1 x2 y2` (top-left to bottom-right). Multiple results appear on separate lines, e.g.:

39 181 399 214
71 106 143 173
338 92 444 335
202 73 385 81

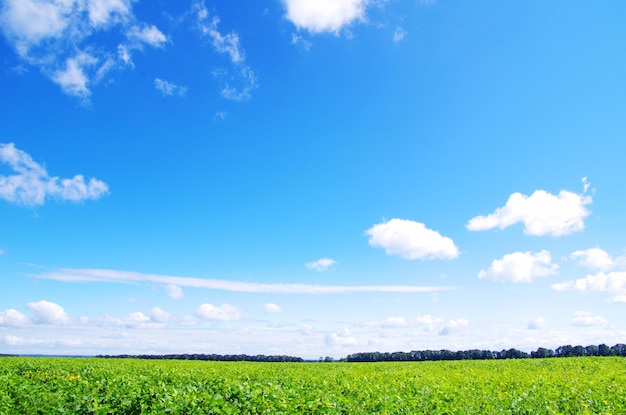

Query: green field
1 356 625 414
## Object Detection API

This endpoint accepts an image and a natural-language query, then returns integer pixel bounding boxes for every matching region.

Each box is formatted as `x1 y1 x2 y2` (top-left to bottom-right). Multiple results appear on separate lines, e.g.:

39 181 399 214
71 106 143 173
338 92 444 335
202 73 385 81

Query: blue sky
1 0 626 358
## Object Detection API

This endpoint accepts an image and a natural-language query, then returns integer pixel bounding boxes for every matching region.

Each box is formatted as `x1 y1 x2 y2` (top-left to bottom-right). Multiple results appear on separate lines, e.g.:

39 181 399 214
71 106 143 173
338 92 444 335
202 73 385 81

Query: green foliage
0 356 624 414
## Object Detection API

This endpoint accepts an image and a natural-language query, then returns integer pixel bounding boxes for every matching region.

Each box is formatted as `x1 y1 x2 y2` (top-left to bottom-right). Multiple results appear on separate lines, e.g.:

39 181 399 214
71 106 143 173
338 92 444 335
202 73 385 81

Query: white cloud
305 257 336 272
283 0 367 34
126 311 150 326
27 300 71 325
478 250 559 283
127 24 167 48
219 66 258 102
0 309 29 327
3 335 46 346
199 16 244 64
439 319 468 336
609 295 626 303
155 78 187 97
0 142 109 206
117 44 132 66
213 111 227 122
0 0 71 50
325 329 357 346
193 6 258 101
166 284 184 299
0 248 4 255
291 32 312 51
571 311 608 327
263 303 283 314
415 314 444 331
571 248 618 271
378 317 406 328
0 0 165 99
299 323 313 335
366 218 459 260
393 27 407 43
528 317 545 330
196 303 243 321
467 187 592 236
552 271 626 294
87 0 132 27
36 267 457 294
149 307 171 323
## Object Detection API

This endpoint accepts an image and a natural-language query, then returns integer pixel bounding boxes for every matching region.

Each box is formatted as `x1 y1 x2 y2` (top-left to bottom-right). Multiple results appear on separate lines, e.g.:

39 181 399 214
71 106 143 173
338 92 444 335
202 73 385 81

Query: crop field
0 357 625 414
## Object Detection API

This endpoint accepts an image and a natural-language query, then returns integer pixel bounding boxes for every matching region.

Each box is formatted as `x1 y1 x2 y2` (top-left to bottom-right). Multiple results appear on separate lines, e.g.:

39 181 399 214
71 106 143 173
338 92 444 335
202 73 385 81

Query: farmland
0 356 625 414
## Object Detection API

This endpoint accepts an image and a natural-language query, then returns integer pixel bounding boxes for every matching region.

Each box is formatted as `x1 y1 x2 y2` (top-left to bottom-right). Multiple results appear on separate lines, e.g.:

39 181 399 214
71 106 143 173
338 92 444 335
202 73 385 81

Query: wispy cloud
0 0 167 100
33 268 457 294
305 258 336 272
194 2 258 101
263 303 283 314
467 181 592 236
393 27 407 43
0 143 109 206
154 78 187 97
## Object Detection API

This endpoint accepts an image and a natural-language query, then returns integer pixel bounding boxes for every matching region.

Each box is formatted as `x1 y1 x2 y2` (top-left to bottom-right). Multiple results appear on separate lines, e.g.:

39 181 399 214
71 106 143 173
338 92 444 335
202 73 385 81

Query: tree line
95 353 304 362
345 343 626 362
93 343 626 363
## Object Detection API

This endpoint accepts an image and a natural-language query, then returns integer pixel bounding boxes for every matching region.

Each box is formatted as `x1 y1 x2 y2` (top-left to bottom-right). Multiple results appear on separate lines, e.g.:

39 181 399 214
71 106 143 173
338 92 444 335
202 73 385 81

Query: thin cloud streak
33 268 457 295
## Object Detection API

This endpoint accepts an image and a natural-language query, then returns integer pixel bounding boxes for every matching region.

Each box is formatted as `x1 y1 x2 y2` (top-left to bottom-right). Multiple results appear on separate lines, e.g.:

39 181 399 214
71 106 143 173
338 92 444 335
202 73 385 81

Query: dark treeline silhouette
346 343 626 362
95 353 304 362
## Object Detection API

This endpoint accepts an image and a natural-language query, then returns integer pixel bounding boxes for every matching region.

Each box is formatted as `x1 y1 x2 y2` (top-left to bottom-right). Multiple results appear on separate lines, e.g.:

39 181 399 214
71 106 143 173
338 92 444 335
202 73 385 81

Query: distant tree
531 347 554 359
598 344 611 356
585 345 599 357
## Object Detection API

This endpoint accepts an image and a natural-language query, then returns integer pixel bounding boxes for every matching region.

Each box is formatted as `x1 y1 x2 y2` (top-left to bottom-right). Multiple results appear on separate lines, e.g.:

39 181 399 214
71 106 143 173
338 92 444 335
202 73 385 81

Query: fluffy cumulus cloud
571 311 609 327
0 309 29 327
27 300 71 325
283 0 367 34
467 187 592 237
263 303 283 314
196 303 243 321
0 143 109 206
0 0 166 99
478 250 559 283
305 257 336 272
552 272 626 302
571 248 618 271
366 218 459 260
